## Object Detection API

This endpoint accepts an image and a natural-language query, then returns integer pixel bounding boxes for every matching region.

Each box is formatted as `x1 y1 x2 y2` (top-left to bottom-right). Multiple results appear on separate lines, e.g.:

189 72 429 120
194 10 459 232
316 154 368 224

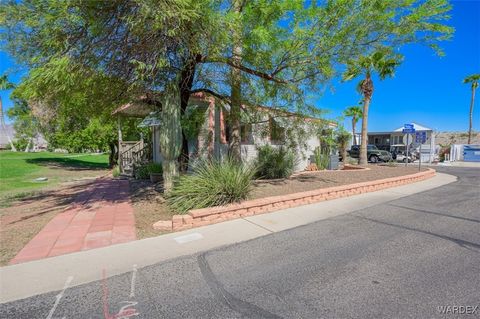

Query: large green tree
463 74 480 144
1 0 453 170
342 50 402 165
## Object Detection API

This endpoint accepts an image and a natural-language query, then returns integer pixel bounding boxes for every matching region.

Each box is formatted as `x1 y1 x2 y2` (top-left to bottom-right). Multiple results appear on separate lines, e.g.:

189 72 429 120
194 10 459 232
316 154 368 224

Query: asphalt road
1 167 479 319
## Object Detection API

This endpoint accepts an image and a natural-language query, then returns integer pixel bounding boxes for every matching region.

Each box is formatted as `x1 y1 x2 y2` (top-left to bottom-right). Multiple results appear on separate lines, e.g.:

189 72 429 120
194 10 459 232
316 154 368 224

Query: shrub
255 145 296 179
385 159 396 167
147 162 163 174
166 157 256 213
134 163 150 179
112 166 120 177
346 157 358 165
314 147 329 170
134 162 163 179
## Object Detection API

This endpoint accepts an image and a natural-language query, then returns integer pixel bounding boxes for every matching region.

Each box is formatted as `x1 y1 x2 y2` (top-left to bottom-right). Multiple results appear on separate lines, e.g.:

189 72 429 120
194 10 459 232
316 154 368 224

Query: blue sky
1 0 479 132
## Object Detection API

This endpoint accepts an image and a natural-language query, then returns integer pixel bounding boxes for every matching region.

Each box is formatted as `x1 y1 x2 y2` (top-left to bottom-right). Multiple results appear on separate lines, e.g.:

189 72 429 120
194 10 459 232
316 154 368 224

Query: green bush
255 145 296 179
147 162 163 174
134 163 150 179
166 157 256 213
314 147 329 170
134 162 163 179
112 165 120 177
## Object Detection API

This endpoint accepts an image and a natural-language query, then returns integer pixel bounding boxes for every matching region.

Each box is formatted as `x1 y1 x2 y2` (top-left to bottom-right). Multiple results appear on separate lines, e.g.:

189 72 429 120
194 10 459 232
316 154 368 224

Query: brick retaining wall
153 168 436 232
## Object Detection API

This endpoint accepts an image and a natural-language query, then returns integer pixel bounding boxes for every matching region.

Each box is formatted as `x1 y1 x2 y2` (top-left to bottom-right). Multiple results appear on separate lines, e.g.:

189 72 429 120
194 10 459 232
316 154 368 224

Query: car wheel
369 155 379 163
403 158 408 163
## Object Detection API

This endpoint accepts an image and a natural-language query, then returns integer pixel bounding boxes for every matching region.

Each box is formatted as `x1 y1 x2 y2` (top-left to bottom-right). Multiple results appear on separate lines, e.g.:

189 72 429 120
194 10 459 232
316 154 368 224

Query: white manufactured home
113 92 336 175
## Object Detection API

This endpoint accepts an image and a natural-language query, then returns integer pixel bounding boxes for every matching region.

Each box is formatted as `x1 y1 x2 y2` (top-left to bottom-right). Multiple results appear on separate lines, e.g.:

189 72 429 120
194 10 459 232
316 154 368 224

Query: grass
0 151 109 201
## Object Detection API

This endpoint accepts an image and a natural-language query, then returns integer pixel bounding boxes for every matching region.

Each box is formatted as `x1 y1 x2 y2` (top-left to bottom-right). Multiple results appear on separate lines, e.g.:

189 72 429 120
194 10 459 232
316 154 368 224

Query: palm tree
463 74 480 144
343 106 362 145
342 50 401 165
336 129 352 163
0 74 17 151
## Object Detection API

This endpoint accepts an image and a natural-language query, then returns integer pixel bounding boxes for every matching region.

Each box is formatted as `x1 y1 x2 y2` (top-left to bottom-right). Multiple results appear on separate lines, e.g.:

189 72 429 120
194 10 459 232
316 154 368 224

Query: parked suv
348 145 392 163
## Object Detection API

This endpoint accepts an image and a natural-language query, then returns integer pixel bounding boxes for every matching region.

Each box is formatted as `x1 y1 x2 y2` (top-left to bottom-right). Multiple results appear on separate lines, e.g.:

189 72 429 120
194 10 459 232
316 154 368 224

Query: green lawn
0 151 109 201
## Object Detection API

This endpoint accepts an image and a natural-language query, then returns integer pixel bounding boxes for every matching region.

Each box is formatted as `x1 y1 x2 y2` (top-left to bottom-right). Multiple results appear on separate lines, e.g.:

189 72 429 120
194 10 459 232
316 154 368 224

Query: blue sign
415 131 427 144
404 123 414 129
402 128 416 134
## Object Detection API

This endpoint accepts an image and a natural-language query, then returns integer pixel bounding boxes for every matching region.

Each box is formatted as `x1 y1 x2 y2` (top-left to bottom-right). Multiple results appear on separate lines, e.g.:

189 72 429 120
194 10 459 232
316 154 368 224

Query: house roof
113 91 336 127
393 122 432 132
112 93 162 117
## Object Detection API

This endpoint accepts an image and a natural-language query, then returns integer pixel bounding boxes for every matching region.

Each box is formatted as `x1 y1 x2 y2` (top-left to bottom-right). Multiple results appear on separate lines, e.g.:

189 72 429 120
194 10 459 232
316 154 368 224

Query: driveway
1 167 479 318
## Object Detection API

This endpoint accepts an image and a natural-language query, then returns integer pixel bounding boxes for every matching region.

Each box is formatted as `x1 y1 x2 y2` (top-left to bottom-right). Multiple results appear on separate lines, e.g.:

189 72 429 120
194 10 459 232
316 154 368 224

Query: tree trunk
159 82 182 193
359 97 370 165
229 0 243 161
24 138 31 152
352 117 357 145
178 56 198 171
109 141 118 168
0 96 17 151
468 85 475 144
341 147 348 164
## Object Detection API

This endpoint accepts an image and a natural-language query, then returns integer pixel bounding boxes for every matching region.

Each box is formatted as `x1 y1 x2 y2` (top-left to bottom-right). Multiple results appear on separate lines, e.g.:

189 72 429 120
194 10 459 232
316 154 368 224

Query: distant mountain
434 131 480 146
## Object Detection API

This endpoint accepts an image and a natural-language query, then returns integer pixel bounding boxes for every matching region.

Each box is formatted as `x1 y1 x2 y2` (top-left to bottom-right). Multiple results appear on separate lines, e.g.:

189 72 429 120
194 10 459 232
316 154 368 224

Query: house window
241 124 252 144
269 117 285 144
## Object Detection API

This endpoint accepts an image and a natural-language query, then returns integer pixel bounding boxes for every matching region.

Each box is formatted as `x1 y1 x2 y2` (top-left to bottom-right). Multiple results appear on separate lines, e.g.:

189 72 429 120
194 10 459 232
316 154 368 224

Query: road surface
1 167 479 318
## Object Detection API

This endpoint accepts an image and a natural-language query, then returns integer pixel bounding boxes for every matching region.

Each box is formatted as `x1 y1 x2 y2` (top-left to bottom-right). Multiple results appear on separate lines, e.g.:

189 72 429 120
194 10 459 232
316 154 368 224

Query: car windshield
367 145 378 150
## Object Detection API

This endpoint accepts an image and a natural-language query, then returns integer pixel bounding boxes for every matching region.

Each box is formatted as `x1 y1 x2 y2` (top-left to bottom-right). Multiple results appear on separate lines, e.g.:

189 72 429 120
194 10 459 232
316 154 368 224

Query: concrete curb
154 168 436 232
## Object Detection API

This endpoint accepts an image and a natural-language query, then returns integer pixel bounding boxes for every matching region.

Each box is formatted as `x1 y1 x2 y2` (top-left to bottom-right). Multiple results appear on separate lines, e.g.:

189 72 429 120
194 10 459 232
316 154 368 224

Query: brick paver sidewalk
10 178 136 264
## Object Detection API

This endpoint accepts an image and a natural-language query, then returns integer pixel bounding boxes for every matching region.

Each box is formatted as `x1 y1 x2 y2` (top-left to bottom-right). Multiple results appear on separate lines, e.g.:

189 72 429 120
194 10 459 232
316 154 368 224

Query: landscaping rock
34 177 48 182
153 220 172 231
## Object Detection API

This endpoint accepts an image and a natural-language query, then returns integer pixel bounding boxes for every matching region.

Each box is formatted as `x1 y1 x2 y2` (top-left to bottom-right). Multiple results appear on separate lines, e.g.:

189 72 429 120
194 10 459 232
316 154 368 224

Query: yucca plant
255 145 297 179
166 157 256 213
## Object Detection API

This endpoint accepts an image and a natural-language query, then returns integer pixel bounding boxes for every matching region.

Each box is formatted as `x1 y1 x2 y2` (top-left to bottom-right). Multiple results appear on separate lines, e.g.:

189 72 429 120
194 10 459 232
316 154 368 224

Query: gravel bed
250 164 427 199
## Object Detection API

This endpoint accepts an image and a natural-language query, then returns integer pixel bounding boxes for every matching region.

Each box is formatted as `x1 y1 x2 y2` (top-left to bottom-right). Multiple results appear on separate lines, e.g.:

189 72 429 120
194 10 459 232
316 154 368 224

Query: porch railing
119 141 151 175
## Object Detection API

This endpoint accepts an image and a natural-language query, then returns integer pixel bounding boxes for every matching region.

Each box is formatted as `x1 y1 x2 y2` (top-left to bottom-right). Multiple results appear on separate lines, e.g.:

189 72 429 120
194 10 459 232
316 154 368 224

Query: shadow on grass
3 178 131 225
26 157 109 170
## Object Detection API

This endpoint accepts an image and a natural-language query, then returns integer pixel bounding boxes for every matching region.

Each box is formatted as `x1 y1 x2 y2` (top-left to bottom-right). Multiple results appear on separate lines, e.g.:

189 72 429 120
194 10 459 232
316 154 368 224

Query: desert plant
166 157 256 213
346 157 358 165
255 145 297 179
385 159 396 167
314 147 329 170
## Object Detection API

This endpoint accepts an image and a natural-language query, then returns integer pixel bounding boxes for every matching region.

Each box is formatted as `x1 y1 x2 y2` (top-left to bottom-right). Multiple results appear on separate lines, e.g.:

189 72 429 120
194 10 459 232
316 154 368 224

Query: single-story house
367 122 435 162
113 92 336 175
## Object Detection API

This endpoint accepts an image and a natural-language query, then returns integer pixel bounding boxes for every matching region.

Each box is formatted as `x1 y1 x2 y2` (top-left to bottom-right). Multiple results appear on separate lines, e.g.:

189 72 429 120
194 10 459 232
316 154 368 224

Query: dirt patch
0 179 97 265
129 180 175 239
250 164 427 199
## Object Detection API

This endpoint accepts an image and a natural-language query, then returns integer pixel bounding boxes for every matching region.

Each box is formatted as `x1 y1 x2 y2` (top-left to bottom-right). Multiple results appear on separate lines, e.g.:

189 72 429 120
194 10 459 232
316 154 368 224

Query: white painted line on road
46 276 73 319
129 264 137 299
174 232 204 244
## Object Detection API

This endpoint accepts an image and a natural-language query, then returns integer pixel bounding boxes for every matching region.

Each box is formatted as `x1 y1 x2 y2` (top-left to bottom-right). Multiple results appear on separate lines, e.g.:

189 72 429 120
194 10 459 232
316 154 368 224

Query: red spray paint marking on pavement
102 268 139 319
